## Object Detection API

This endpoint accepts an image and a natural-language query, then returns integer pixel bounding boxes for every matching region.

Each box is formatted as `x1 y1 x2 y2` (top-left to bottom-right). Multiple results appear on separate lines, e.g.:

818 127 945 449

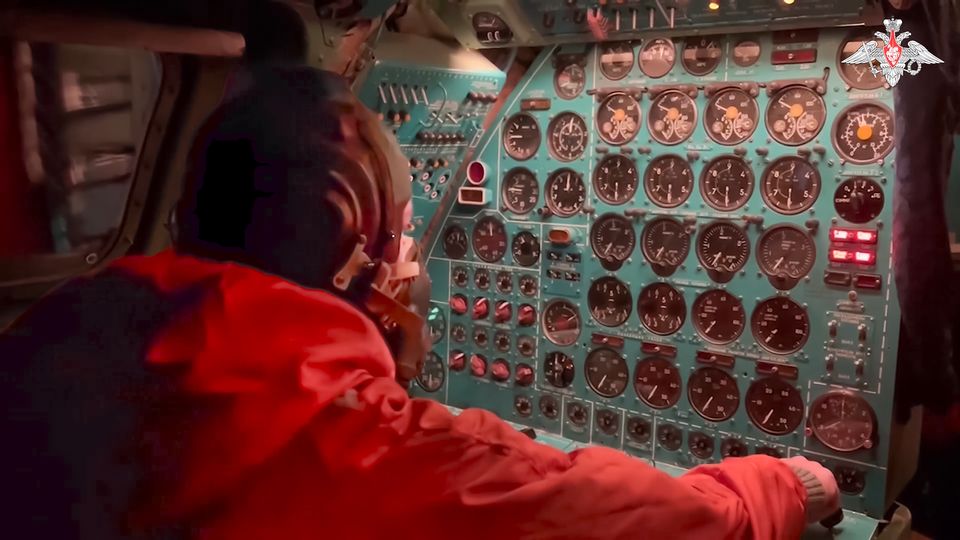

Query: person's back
0 65 839 540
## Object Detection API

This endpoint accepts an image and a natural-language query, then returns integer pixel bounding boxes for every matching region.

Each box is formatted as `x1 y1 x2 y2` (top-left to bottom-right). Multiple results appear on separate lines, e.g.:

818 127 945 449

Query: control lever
520 428 537 440
819 508 844 529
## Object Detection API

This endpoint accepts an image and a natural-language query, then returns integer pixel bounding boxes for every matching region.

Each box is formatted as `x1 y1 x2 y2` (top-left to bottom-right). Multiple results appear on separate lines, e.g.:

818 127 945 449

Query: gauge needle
655 246 665 260
763 409 774 424
648 385 659 400
724 186 730 206
704 396 714 410
599 374 608 388
712 252 722 266
509 134 523 139
705 320 716 333
605 243 613 256
787 188 793 208
765 329 777 342
773 257 784 271
566 176 571 190
667 183 673 203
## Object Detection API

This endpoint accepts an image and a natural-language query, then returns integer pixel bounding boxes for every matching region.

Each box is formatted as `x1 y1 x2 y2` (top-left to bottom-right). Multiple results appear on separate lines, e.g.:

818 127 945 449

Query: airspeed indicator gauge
548 112 588 161
503 113 540 161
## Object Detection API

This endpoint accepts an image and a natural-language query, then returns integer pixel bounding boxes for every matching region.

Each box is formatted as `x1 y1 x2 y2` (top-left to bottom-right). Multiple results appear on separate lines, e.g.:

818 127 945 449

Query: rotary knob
475 271 490 290
494 301 512 323
450 294 468 315
515 363 534 386
721 438 748 458
449 350 466 371
491 359 511 382
472 298 489 320
495 331 511 351
470 354 488 377
517 304 537 327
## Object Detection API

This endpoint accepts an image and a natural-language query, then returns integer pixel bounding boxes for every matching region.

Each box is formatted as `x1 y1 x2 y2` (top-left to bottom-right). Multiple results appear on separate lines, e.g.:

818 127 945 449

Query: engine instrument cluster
414 27 900 520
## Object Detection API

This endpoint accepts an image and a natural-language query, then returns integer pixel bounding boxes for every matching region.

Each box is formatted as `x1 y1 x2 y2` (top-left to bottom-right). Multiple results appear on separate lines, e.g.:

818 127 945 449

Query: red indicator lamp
829 249 853 263
466 161 488 185
854 251 876 264
830 227 878 244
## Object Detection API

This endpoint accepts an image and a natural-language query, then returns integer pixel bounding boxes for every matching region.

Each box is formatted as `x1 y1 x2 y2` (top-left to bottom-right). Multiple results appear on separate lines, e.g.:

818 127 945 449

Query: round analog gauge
452 266 468 287
497 271 512 293
648 90 697 145
590 213 636 269
501 168 539 214
644 154 693 208
809 391 877 452
627 417 652 444
427 304 446 344
688 367 740 422
634 357 682 409
746 377 804 435
657 424 683 451
836 466 867 495
833 103 895 164
542 299 581 346
548 112 588 161
638 282 686 336
442 224 468 259
588 276 632 327
585 347 630 398
593 154 639 205
519 274 537 296
682 36 722 76
472 12 513 45
696 221 750 274
835 177 884 224
503 113 541 161
597 92 641 146
474 268 490 290
838 35 884 90
757 225 816 280
641 218 690 272
766 86 827 146
471 216 507 263
701 156 754 211
512 231 541 267
751 297 810 354
545 169 586 217
416 352 445 392
639 37 676 78
705 88 759 145
761 156 821 215
599 42 634 81
544 351 575 388
555 62 586 99
688 432 715 459
732 39 761 67
692 289 745 344
540 395 560 418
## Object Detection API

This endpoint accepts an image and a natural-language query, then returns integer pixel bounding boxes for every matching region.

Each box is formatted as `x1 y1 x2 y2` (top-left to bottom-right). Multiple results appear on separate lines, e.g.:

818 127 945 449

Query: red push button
470 354 487 377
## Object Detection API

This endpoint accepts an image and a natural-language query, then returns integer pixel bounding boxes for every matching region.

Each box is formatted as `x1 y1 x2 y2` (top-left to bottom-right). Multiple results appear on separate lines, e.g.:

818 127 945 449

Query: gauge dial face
746 377 804 435
810 392 877 452
835 466 867 495
596 409 620 434
732 39 761 67
545 169 586 217
497 271 512 293
588 276 632 327
539 395 560 418
657 424 683 451
641 218 690 272
721 438 749 457
544 351 575 388
688 367 740 422
452 266 468 287
450 324 466 343
599 41 634 80
501 168 539 214
833 103 895 164
542 299 581 346
548 112 588 161
442 224 469 259
471 216 507 263
427 305 446 344
638 282 686 336
585 347 630 398
519 275 538 297
644 154 693 208
766 86 827 145
472 12 513 45
835 177 884 224
701 156 754 211
839 36 884 90
705 88 759 145
751 297 810 354
648 91 697 145
627 417 652 444
590 214 636 269
512 231 541 267
593 154 639 205
597 92 641 145
503 113 541 160
555 62 586 99
696 221 750 273
757 225 816 280
474 268 490 290
688 432 715 459
416 352 445 392
692 289 745 344
639 38 676 78
634 357 682 409
761 157 821 215
682 36 722 76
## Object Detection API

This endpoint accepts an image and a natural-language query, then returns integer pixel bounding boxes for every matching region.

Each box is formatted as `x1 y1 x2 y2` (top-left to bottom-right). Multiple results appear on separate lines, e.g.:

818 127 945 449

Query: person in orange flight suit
0 65 839 540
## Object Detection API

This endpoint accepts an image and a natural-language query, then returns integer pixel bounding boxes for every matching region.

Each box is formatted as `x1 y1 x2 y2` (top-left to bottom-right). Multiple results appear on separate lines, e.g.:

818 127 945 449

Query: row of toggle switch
416 131 467 144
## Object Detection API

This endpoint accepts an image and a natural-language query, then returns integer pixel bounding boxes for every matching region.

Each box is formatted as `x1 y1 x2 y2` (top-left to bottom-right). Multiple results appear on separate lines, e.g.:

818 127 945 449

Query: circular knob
467 91 480 101
495 332 511 351
450 294 468 315
515 364 534 386
515 396 532 416
449 350 466 371
497 273 512 292
391 111 402 123
475 272 490 289
494 301 512 323
470 354 487 377
491 359 511 382
409 158 421 168
517 304 536 327
472 298 489 320
438 158 449 167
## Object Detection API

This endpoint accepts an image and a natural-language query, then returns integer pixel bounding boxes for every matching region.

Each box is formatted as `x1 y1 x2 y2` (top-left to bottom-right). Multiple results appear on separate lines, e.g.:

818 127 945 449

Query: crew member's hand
781 456 841 523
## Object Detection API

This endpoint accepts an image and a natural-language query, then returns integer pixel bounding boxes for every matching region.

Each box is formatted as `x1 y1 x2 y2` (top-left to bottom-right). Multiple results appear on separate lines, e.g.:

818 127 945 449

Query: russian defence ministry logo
843 18 943 87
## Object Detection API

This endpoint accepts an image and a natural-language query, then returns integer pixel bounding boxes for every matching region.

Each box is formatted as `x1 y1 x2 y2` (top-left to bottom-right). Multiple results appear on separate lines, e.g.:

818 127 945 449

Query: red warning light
855 230 878 244
467 161 488 185
830 227 878 244
831 229 853 242
829 249 854 263
854 251 876 264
